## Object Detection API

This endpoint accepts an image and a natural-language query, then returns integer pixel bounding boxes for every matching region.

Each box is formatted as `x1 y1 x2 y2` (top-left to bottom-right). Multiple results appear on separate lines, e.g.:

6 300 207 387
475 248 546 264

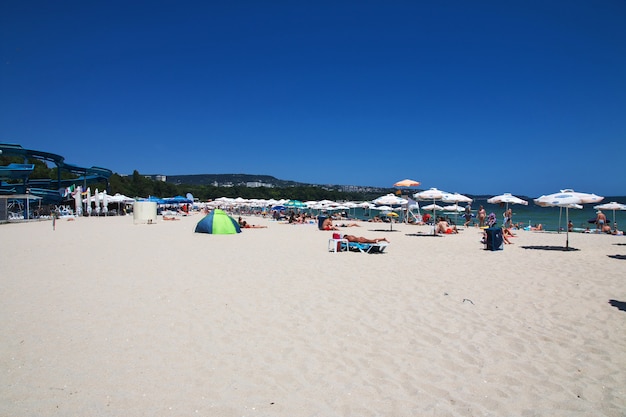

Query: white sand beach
1 214 625 416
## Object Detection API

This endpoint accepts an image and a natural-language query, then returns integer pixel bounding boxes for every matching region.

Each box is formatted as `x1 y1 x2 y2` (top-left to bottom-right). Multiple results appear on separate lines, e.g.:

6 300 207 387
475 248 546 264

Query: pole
565 208 570 249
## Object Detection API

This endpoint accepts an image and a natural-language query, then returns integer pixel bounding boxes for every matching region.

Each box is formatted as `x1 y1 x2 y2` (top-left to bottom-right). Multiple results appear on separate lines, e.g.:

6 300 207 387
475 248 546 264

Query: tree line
1 155 390 202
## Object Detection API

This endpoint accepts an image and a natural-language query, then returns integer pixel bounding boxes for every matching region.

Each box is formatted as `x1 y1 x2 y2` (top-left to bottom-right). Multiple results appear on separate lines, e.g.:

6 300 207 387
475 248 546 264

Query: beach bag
485 227 504 251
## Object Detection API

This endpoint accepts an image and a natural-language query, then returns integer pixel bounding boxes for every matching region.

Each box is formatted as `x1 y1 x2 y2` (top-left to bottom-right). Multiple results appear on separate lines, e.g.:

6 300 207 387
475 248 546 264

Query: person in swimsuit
343 234 389 243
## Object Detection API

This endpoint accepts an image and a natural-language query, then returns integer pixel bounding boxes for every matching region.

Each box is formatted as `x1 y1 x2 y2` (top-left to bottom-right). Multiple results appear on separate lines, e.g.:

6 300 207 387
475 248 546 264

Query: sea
335 197 626 233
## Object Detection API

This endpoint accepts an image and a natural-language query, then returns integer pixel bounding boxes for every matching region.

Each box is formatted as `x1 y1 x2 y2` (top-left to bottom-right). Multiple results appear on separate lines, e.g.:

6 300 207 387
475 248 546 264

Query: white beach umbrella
487 193 528 214
414 188 448 235
441 193 472 225
373 193 408 206
443 204 465 212
442 192 472 204
102 190 108 214
487 193 528 226
559 189 604 204
73 186 82 216
593 202 626 226
534 191 588 249
317 199 337 207
86 187 92 215
94 188 100 215
421 204 444 211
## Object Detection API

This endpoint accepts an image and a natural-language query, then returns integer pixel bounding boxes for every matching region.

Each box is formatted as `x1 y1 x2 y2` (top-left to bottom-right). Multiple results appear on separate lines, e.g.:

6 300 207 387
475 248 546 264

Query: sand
1 213 625 416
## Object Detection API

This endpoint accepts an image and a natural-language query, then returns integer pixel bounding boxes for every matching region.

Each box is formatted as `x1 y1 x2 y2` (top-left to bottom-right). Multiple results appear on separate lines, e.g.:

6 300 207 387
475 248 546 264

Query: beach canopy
487 193 528 207
373 193 408 206
533 191 595 250
393 179 421 187
164 195 193 204
284 200 307 209
195 209 241 235
414 188 448 235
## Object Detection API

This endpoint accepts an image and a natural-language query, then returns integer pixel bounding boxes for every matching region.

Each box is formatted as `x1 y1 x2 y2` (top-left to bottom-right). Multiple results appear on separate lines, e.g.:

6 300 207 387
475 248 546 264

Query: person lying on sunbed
343 234 389 244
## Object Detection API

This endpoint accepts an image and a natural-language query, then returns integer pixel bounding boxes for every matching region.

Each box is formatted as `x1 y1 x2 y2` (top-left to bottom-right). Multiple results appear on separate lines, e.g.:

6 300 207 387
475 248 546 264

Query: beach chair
346 241 389 254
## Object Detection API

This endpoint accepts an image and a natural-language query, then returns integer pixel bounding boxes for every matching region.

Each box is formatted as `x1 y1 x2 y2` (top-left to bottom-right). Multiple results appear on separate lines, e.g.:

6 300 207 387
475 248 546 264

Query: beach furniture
328 233 349 253
346 241 389 253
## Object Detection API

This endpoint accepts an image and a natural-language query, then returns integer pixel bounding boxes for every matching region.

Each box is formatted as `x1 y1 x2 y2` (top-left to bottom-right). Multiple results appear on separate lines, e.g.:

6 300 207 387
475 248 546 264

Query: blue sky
1 1 625 197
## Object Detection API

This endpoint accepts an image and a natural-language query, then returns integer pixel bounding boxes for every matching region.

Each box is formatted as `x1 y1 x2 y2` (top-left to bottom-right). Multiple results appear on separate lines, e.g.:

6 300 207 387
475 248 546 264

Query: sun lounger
338 239 389 253
345 241 389 253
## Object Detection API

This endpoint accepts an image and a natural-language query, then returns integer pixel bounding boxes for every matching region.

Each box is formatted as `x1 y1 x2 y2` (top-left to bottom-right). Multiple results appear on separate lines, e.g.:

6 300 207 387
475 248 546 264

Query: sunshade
393 179 421 187
443 204 465 212
86 187 92 215
101 190 108 214
164 195 193 204
195 209 241 234
414 188 447 235
442 193 472 204
558 189 603 204
534 191 591 249
373 193 408 206
385 211 399 231
421 204 444 211
487 193 528 209
73 186 82 216
441 193 472 225
94 188 100 215
284 200 307 209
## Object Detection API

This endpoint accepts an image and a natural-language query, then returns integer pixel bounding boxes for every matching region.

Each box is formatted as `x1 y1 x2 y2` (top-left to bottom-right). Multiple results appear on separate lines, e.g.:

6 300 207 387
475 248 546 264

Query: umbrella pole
565 208 570 249
432 199 437 236
613 209 616 228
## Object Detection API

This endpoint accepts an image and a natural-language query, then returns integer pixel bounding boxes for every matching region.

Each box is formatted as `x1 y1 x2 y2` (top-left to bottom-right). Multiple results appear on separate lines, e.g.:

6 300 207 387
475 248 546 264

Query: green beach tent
194 209 241 234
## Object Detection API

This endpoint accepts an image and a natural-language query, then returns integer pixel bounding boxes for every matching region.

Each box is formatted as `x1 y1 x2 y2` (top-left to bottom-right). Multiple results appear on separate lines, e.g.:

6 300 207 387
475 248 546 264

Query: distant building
144 174 167 182
246 181 274 188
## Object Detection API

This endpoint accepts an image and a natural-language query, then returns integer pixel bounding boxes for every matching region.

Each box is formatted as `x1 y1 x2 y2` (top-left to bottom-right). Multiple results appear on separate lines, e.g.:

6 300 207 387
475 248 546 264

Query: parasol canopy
393 179 421 187
487 193 528 208
414 188 447 235
534 191 592 249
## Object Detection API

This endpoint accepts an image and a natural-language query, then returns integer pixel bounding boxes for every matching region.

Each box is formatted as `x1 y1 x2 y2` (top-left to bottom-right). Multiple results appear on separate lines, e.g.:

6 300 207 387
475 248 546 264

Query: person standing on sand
463 204 472 227
596 210 606 232
503 207 512 228
477 205 486 227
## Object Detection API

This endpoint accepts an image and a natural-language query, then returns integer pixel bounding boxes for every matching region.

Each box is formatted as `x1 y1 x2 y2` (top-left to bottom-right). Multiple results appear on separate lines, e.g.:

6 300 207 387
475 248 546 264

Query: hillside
164 173 305 187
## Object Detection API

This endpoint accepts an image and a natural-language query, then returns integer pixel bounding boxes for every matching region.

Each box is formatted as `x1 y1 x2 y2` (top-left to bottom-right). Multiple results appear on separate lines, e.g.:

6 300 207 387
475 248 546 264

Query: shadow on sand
520 245 580 252
607 254 626 260
405 233 442 237
609 299 626 312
